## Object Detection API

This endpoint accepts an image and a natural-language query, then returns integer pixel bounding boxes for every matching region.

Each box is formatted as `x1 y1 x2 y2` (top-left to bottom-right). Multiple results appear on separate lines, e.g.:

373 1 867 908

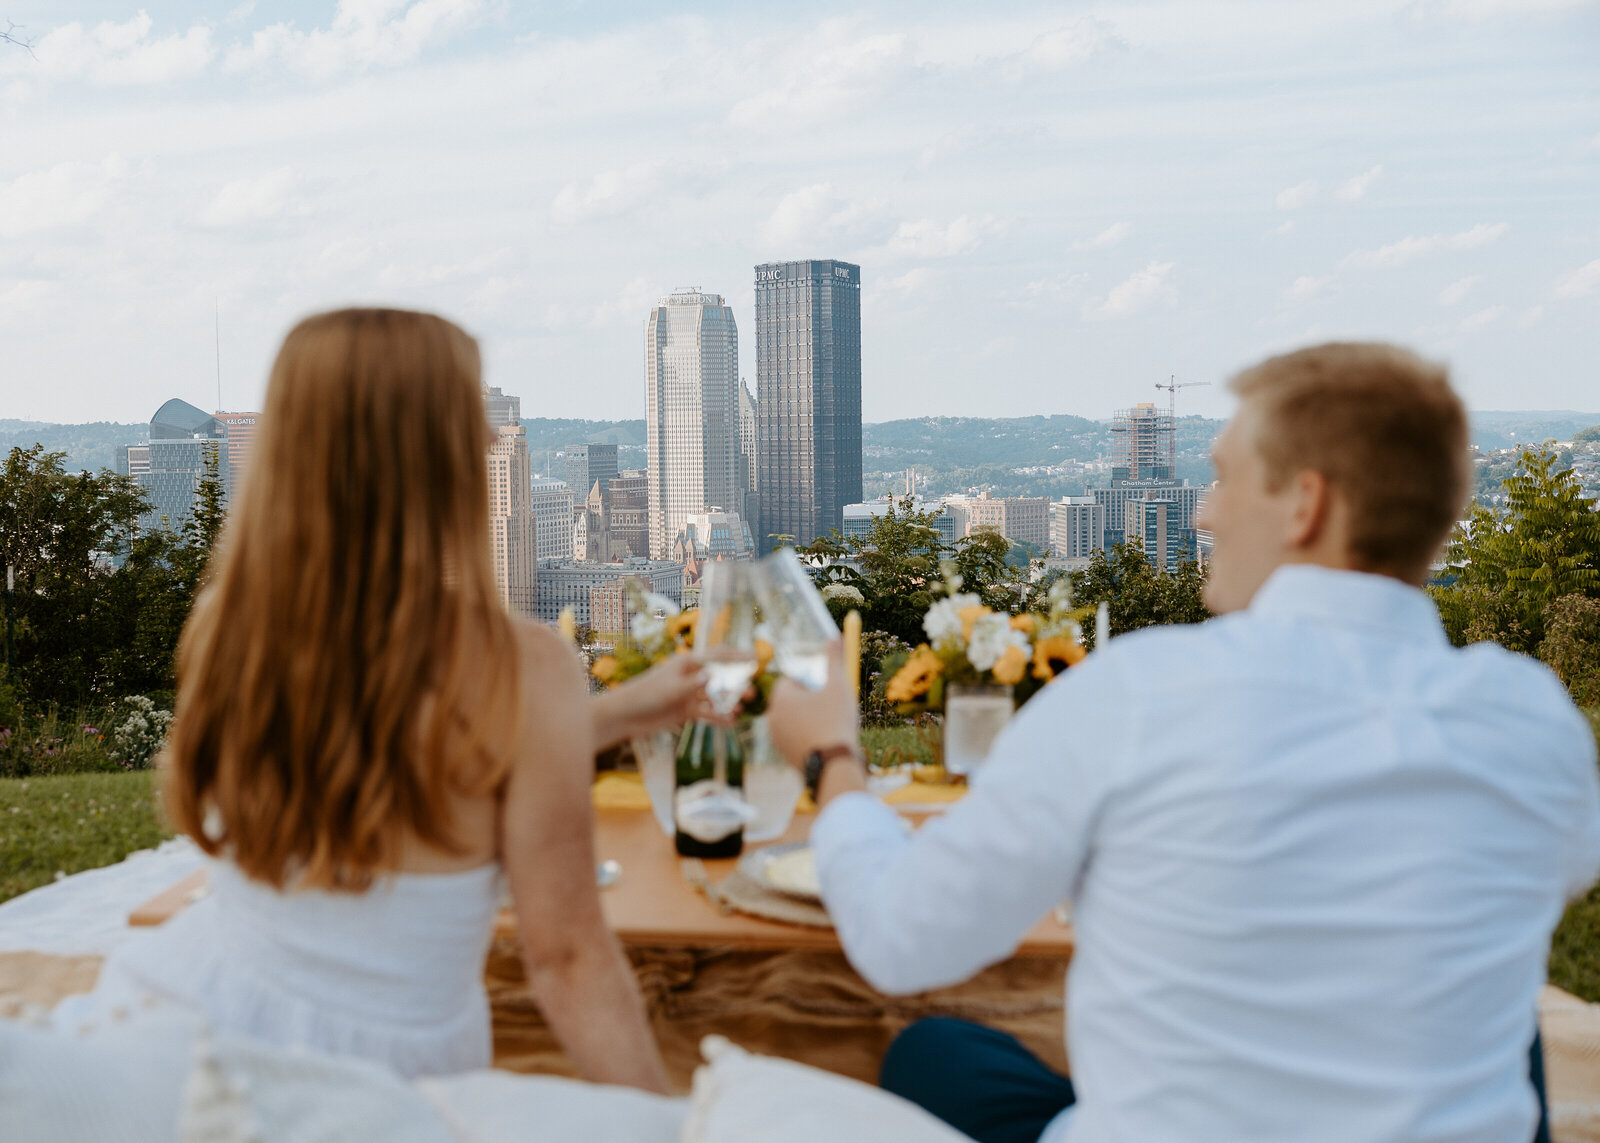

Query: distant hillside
520 418 648 474
1469 412 1600 451
0 420 146 474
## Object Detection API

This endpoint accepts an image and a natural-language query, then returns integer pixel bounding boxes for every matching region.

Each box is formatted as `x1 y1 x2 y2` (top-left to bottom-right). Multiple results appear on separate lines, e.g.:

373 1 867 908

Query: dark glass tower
754 259 862 547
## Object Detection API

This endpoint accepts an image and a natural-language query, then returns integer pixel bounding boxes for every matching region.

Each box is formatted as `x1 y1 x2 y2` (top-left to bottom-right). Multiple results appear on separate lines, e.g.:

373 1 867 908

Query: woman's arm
501 625 671 1093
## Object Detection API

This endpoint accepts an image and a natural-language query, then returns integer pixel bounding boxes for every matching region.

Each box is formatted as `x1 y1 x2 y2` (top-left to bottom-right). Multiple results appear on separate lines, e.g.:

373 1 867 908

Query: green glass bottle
673 721 746 858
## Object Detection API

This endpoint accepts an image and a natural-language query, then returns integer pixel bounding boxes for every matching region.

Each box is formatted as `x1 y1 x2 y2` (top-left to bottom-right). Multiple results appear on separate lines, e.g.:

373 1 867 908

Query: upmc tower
754 259 863 547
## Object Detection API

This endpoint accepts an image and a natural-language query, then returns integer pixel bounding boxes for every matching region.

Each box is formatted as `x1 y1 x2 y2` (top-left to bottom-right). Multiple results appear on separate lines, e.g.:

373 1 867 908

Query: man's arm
768 649 1125 995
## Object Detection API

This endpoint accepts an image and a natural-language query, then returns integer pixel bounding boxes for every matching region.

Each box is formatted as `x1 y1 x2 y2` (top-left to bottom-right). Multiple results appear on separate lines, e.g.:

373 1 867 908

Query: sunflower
887 646 944 704
591 654 621 684
958 604 991 641
1032 636 1087 681
1009 613 1038 636
992 644 1028 686
666 610 698 647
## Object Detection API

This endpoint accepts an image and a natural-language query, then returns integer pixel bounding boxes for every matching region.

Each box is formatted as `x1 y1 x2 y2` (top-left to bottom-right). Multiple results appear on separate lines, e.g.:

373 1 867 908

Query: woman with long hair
63 308 678 1089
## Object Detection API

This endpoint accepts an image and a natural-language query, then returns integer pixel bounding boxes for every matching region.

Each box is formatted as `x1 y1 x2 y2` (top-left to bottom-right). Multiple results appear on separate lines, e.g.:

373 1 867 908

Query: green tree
1066 541 1210 648
1432 448 1600 648
0 444 228 706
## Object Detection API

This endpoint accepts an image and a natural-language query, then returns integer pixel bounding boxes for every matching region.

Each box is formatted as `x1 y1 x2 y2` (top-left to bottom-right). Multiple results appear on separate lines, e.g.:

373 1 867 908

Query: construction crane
1154 376 1211 473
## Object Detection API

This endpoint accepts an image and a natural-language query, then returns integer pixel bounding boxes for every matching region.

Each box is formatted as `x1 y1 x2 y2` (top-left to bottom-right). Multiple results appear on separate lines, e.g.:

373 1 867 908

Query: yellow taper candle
843 609 862 700
557 607 575 644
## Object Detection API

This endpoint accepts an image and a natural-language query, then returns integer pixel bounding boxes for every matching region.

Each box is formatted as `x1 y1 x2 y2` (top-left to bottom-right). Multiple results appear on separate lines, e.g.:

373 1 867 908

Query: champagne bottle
673 721 746 858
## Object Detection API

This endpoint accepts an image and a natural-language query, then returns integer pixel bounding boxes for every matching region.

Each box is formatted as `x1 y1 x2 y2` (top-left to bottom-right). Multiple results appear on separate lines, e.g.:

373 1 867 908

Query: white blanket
0 838 204 957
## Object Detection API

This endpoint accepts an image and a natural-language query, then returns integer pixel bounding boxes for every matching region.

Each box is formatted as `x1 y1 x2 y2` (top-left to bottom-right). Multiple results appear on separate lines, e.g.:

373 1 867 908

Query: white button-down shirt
814 566 1600 1143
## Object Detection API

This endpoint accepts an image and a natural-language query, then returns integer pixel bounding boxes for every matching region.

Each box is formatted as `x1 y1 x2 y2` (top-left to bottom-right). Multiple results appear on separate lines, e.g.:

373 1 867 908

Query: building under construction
1109 401 1175 482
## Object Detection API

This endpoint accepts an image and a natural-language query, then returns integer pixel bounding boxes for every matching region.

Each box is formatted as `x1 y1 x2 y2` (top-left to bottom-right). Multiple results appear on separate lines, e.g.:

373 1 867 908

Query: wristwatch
804 743 863 804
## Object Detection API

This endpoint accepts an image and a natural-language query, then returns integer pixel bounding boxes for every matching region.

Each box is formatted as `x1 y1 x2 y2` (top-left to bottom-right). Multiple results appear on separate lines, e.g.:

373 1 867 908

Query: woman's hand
766 640 861 766
591 655 726 750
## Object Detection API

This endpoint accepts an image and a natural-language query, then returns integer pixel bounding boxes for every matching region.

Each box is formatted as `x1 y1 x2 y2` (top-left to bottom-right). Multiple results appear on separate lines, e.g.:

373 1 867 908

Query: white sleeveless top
59 857 503 1078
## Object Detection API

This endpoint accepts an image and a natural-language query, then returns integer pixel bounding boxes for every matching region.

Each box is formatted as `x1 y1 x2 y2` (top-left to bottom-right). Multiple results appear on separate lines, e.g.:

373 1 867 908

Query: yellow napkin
592 771 652 811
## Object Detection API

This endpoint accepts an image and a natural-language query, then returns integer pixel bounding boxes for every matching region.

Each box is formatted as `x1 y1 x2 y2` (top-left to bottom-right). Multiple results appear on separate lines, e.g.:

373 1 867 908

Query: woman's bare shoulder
508 618 586 692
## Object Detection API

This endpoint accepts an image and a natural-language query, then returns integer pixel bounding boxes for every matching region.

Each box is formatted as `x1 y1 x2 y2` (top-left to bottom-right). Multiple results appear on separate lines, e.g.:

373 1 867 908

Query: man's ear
1285 468 1332 550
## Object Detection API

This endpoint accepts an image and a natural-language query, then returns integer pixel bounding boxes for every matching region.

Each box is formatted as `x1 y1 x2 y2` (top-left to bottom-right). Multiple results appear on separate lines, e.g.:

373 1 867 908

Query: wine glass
755 549 838 691
694 561 760 716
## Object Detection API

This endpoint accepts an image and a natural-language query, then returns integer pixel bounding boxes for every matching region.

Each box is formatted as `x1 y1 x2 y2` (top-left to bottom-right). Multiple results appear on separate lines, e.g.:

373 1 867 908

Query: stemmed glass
695 562 761 718
755 549 838 691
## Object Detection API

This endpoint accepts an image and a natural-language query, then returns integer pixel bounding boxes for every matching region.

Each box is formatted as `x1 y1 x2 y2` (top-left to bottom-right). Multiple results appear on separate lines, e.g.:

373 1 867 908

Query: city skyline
1 3 1595 426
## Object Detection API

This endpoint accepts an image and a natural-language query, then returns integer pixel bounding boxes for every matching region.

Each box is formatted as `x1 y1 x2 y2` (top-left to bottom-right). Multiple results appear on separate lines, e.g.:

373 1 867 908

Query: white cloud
1003 19 1120 77
30 12 215 85
1285 275 1333 301
1517 305 1546 328
1086 261 1175 320
866 267 940 304
0 156 127 239
550 163 667 227
1439 275 1482 305
201 168 303 228
1273 220 1297 236
887 215 1004 258
1070 222 1129 251
225 0 483 81
1275 180 1318 210
729 27 915 128
1335 164 1384 202
758 184 893 250
1406 0 1594 22
0 280 62 325
1458 305 1505 332
1340 222 1508 269
305 238 376 279
1551 258 1600 299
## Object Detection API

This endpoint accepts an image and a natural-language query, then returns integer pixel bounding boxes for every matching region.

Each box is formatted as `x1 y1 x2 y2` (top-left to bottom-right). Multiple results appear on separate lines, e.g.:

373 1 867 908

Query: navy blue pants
880 1017 1552 1143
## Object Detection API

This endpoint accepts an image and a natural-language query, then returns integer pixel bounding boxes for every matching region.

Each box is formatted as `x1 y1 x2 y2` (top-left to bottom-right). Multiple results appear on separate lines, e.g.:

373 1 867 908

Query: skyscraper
530 477 574 563
137 398 230 533
644 289 741 559
737 378 759 534
565 443 618 509
487 423 537 618
754 259 862 547
483 386 521 429
213 411 259 493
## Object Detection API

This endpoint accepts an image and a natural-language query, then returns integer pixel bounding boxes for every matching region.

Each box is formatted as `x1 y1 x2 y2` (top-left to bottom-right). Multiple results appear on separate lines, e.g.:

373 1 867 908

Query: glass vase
942 684 1014 778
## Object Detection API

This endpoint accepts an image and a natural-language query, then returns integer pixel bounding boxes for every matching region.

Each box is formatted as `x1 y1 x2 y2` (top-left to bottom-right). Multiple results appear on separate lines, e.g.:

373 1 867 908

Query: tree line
0 444 223 711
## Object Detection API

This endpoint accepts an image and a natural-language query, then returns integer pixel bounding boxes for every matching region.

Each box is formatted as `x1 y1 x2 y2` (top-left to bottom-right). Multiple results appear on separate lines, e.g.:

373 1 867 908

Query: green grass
861 724 939 769
0 771 174 904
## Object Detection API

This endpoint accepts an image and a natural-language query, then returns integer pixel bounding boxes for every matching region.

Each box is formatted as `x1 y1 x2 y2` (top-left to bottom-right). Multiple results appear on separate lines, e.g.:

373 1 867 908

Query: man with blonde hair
769 343 1600 1143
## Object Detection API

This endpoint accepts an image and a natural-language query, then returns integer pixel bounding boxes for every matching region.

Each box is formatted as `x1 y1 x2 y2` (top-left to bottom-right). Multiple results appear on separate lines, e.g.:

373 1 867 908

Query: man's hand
591 656 726 751
766 640 861 767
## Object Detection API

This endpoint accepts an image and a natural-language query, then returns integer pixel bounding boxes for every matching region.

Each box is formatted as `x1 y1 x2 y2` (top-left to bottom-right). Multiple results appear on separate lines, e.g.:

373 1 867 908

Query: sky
0 0 1596 426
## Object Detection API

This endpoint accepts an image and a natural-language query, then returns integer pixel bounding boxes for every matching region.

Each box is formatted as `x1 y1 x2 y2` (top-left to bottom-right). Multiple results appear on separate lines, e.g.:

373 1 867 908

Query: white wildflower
642 593 680 619
923 592 982 646
630 611 667 649
821 584 864 606
967 612 1029 671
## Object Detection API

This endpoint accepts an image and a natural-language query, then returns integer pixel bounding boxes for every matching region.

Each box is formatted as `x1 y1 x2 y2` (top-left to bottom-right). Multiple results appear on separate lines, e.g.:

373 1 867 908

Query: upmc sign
755 268 785 283
755 262 858 285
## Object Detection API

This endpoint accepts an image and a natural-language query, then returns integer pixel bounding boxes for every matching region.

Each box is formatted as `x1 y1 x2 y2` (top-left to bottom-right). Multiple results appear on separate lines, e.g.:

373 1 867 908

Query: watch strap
804 743 862 803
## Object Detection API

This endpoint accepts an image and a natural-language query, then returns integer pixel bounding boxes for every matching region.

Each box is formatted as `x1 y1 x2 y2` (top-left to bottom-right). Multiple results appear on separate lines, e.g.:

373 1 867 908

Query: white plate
739 842 822 903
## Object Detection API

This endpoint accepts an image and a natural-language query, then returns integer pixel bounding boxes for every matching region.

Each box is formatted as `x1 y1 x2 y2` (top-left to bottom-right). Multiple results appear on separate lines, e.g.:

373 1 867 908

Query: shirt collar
1247 564 1448 645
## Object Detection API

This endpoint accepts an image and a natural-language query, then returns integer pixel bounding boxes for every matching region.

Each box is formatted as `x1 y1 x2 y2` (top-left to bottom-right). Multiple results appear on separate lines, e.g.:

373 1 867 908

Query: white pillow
181 1031 456 1143
416 1070 685 1143
683 1036 969 1143
0 1008 197 1142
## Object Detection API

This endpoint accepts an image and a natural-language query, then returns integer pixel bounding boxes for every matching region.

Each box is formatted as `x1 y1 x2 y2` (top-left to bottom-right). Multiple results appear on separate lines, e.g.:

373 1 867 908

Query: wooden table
130 804 1076 1086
